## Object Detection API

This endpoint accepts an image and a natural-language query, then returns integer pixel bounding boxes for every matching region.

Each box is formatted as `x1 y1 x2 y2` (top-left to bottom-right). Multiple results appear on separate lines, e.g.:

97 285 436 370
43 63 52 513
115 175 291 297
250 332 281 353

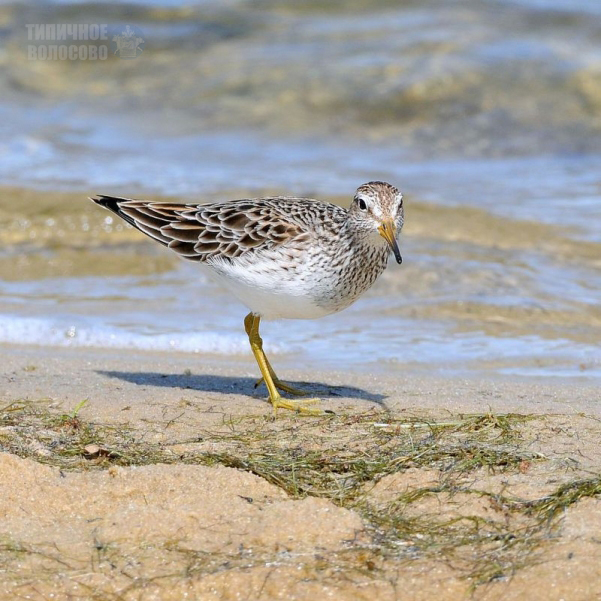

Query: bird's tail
90 195 174 247
91 195 139 229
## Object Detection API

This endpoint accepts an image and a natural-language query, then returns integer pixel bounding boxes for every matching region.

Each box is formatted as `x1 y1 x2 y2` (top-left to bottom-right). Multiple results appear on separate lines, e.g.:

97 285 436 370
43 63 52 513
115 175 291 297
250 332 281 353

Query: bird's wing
91 195 311 262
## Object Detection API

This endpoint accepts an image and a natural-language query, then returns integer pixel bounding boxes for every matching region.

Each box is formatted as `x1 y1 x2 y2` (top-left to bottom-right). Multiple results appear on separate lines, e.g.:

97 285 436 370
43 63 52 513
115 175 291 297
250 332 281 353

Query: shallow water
1 0 600 379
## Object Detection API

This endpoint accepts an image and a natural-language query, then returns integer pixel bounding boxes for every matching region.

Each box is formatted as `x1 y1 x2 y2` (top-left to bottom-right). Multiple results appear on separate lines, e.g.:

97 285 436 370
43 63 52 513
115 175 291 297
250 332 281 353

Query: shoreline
1 183 600 382
3 343 601 425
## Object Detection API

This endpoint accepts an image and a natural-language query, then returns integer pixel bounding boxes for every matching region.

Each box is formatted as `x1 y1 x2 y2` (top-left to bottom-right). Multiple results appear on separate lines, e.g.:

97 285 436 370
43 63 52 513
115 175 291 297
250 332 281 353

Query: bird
91 181 404 415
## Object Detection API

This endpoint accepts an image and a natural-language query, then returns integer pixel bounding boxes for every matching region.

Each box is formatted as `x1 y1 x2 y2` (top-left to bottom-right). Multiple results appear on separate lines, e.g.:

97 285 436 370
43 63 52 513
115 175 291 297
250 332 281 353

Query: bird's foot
270 395 324 416
255 377 307 396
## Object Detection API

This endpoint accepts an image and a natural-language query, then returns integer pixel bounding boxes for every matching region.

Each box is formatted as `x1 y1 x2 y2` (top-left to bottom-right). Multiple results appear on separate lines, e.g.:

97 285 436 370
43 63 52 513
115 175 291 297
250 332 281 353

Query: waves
2 0 601 157
0 314 263 355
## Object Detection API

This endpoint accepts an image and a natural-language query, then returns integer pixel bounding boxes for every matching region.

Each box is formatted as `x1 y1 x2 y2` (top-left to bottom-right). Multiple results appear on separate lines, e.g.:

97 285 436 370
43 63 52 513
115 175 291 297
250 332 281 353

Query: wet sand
2 185 600 376
1 345 601 600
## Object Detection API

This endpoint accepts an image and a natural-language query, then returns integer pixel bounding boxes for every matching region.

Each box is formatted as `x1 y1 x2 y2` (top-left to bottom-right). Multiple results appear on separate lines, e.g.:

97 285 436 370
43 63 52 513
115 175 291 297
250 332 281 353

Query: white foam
0 314 287 355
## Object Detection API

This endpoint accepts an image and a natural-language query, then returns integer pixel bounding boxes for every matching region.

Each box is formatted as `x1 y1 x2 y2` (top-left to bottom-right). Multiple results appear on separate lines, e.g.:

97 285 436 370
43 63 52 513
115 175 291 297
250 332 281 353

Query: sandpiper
92 181 404 414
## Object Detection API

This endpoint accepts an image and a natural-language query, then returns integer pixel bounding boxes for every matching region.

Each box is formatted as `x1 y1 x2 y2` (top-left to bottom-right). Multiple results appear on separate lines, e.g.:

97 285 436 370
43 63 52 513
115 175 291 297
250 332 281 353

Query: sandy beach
2 345 601 600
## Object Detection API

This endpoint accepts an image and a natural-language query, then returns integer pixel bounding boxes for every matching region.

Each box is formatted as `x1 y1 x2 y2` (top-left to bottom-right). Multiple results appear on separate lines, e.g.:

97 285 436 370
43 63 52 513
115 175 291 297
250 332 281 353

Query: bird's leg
244 313 321 415
253 354 307 396
244 314 308 396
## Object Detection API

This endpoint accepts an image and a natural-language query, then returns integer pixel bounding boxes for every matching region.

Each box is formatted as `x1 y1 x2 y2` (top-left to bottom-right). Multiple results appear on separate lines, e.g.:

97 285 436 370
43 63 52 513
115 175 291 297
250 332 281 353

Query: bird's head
348 181 404 264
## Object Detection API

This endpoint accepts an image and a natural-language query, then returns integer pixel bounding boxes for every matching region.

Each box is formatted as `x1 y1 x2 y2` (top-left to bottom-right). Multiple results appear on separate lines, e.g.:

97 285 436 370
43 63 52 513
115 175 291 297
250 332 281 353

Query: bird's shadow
96 370 386 405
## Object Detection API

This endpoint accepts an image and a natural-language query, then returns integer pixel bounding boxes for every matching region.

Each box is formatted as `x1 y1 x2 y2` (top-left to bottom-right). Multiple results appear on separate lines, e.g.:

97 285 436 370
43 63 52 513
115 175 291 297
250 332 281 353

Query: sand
1 344 601 600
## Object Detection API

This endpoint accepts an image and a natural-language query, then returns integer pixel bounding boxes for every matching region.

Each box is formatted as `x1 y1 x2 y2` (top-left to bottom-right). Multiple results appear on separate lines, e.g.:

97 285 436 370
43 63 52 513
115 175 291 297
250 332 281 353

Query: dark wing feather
90 195 309 263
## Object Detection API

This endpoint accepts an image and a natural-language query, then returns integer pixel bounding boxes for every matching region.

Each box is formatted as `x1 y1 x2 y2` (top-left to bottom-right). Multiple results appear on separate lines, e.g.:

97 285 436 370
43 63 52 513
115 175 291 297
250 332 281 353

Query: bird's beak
378 218 402 264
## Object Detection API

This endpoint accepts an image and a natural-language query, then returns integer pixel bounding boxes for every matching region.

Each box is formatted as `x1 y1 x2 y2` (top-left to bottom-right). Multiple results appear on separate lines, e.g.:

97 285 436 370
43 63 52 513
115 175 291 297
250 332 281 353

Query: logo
112 25 144 59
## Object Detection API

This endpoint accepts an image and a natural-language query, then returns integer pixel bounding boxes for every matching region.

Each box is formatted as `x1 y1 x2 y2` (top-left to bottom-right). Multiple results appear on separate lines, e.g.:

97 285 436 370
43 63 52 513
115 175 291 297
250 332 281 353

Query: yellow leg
254 355 307 396
244 313 321 416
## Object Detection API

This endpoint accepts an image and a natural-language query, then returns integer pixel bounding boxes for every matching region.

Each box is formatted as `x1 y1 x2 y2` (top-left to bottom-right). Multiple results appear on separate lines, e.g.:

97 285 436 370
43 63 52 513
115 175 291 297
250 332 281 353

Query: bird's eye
358 198 367 211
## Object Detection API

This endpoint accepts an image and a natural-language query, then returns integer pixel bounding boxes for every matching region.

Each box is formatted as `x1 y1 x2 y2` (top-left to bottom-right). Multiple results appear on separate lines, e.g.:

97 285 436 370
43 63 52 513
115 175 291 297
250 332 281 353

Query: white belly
204 257 338 320
221 276 334 319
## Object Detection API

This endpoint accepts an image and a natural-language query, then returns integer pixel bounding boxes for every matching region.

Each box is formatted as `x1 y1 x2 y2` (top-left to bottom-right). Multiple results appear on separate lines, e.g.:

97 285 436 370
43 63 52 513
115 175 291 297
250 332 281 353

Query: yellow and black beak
378 218 402 264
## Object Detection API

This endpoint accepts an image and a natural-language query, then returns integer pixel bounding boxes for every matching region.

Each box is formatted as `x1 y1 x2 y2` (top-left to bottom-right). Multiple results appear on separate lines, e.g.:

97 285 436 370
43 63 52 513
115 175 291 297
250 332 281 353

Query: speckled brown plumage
92 196 342 262
92 182 404 320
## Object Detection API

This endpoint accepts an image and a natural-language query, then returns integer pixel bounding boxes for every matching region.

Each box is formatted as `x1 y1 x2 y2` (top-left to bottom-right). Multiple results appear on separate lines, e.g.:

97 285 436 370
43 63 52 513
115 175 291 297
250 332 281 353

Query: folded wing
91 195 309 262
